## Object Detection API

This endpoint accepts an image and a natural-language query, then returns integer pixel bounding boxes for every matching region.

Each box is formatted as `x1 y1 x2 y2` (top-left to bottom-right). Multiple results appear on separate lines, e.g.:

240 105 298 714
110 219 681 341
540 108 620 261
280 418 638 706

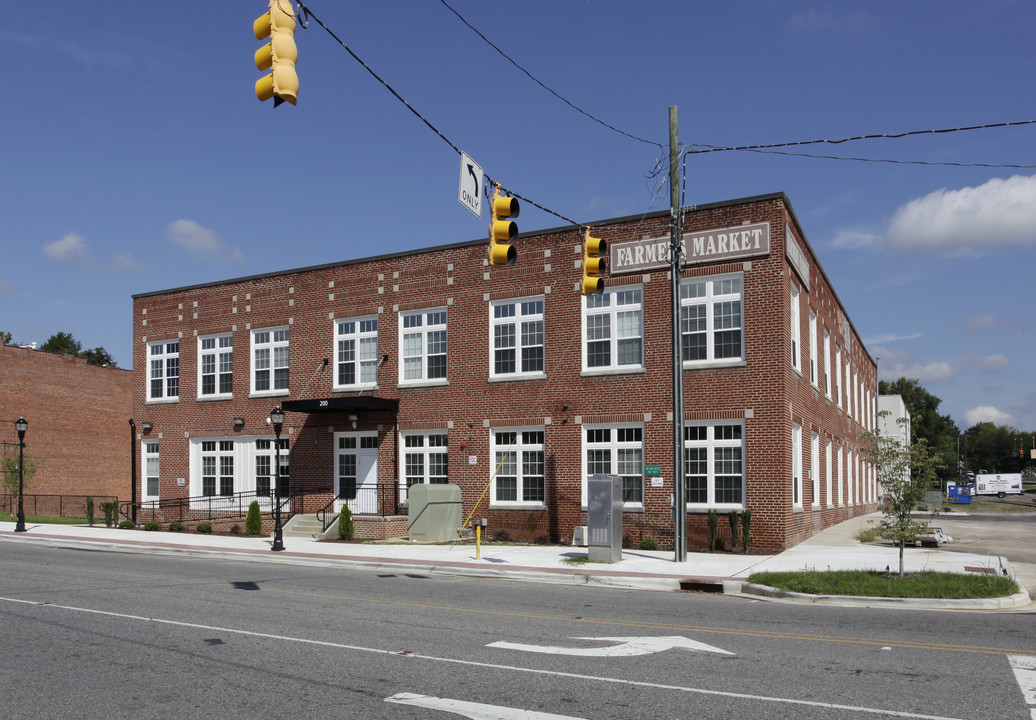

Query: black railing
122 490 297 527
317 482 408 532
1 493 118 521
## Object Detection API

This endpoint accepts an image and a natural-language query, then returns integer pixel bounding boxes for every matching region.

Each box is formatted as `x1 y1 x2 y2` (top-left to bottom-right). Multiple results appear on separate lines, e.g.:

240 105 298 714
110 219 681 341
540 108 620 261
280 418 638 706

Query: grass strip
748 569 1018 599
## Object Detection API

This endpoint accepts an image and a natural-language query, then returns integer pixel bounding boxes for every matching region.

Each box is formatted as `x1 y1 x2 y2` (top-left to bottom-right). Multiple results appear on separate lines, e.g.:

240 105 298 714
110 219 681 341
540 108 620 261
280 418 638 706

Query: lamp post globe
14 417 27 533
270 407 285 551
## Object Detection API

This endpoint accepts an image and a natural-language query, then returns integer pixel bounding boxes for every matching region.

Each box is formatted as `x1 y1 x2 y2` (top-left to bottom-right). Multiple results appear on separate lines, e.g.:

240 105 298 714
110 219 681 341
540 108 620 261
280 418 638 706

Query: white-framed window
251 327 289 395
189 437 288 508
200 440 236 497
837 445 844 507
823 329 832 399
792 422 803 508
680 274 743 365
147 340 179 401
198 333 233 399
808 309 818 387
811 431 820 508
490 297 545 379
847 450 854 507
583 287 643 372
835 345 843 408
825 438 833 508
491 428 545 506
334 317 379 390
683 421 745 509
584 424 643 506
400 309 448 385
143 441 160 500
845 359 852 418
255 438 290 498
402 431 448 487
790 283 801 374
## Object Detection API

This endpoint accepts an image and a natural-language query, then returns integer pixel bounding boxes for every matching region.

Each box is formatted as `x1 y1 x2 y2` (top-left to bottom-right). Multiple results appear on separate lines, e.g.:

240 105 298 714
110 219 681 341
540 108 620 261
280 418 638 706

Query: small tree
741 509 752 553
85 497 95 526
706 509 719 551
337 505 354 541
245 500 263 535
862 412 946 576
728 510 740 551
1 452 39 495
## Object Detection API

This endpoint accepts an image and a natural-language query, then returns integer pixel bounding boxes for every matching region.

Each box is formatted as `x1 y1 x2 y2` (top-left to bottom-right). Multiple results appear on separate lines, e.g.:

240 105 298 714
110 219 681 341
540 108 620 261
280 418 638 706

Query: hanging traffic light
254 1 299 107
581 228 607 295
488 185 519 267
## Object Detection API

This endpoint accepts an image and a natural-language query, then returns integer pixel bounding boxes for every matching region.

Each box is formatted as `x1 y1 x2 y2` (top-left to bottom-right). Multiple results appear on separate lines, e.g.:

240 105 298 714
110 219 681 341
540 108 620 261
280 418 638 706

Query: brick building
1 343 133 515
131 193 879 551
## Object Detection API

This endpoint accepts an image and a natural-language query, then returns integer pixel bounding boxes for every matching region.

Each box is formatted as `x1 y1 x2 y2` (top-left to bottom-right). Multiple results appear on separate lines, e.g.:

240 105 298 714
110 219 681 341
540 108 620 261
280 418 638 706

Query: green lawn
748 569 1018 599
3 514 88 525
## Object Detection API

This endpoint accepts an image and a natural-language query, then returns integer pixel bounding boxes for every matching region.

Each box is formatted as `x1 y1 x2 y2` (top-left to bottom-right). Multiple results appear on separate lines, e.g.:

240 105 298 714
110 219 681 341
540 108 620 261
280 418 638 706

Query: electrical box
587 473 622 563
407 484 462 542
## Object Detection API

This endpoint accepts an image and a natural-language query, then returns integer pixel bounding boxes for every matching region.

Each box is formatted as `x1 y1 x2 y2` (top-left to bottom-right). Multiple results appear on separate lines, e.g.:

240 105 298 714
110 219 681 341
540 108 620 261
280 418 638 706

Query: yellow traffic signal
581 229 607 295
488 186 519 267
254 1 298 107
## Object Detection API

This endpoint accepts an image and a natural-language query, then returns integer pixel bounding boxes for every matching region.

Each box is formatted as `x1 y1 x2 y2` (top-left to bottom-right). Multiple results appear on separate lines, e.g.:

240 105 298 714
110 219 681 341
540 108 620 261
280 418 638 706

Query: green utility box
407 484 462 542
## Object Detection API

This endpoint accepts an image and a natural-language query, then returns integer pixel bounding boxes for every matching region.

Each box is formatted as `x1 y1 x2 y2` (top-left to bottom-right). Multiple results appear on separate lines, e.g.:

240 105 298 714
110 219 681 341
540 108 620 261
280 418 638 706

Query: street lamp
14 417 27 532
270 407 285 551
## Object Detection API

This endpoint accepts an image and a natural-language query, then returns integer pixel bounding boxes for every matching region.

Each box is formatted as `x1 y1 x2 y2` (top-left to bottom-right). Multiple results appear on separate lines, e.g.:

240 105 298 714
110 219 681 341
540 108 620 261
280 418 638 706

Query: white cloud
874 347 959 383
166 220 244 263
965 314 997 332
830 228 877 250
886 174 1036 253
963 405 1015 426
108 252 146 272
977 354 1010 372
788 10 875 35
43 232 94 264
863 332 923 345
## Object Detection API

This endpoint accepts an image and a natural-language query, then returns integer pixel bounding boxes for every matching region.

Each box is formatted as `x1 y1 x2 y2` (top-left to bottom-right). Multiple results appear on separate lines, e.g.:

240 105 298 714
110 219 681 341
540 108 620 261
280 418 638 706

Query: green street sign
645 464 661 477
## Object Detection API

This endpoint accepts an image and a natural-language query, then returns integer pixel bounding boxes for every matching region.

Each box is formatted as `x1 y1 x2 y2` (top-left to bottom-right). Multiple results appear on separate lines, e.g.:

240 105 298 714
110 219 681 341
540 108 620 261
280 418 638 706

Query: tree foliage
39 331 117 367
963 421 1029 474
1 451 39 495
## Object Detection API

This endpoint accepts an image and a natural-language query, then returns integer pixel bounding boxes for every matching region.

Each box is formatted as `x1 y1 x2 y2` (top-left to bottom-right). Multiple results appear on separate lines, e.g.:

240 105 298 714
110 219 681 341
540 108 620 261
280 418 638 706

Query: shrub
245 500 263 535
337 505 354 541
229 524 241 535
728 510 741 551
622 534 634 549
742 509 753 553
168 521 185 532
85 497 95 526
493 529 511 543
707 509 719 551
638 537 659 551
196 523 212 534
101 500 120 528
143 521 160 532
118 520 136 529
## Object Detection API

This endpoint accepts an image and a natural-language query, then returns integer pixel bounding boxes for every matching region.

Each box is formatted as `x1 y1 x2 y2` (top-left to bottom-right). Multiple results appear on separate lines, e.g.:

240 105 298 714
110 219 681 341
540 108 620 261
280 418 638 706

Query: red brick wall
1 344 133 509
131 194 878 551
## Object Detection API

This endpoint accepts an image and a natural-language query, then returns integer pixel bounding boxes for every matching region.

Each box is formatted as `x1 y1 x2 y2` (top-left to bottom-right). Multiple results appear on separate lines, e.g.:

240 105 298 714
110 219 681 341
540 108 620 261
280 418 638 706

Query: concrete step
282 514 329 538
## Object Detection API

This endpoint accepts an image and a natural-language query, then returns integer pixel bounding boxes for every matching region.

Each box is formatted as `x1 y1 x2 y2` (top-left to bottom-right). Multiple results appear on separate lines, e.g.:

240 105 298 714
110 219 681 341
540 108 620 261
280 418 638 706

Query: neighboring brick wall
1 344 133 508
131 193 878 552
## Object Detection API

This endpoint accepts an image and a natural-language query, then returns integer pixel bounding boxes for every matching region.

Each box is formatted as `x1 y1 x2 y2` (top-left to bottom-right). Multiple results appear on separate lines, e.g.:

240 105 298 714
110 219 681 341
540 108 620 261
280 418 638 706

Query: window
836 445 844 507
147 340 179 401
189 437 289 507
252 327 289 395
823 329 832 399
490 298 545 379
201 440 235 496
198 334 233 399
491 429 545 505
255 438 289 497
811 431 820 508
584 425 643 505
143 441 159 499
792 422 803 508
845 359 852 418
790 283 801 373
808 309 818 387
583 287 643 371
684 422 744 508
403 432 448 487
334 317 379 390
680 274 743 365
835 345 843 408
400 309 448 384
825 439 833 508
847 450 854 507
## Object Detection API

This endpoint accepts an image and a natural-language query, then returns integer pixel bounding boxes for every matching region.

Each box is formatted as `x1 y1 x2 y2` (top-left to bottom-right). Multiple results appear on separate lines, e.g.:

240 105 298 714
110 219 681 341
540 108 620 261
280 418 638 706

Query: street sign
459 152 483 218
645 464 661 476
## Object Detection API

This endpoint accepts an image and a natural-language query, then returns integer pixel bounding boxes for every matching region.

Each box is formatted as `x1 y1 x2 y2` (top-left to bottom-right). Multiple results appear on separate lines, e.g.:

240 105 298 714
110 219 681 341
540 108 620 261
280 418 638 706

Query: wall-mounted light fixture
234 417 246 427
348 414 358 429
141 422 153 432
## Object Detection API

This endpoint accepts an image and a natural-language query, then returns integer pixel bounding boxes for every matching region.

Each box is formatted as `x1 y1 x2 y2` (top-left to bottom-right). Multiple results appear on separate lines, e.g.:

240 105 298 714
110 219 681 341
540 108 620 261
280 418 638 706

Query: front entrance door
335 433 379 515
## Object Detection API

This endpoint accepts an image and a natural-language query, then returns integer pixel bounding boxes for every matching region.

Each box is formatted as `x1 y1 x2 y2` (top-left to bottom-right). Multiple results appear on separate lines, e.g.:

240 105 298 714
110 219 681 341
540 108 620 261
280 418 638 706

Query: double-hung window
403 432 448 487
143 441 159 499
808 309 818 387
680 274 743 365
790 283 801 373
147 340 179 401
255 438 289 498
199 333 233 399
335 317 379 390
811 431 821 508
583 287 643 371
400 309 447 384
491 429 545 505
792 422 803 508
584 425 643 506
823 329 832 399
252 327 289 395
201 440 235 497
490 298 545 379
684 421 745 509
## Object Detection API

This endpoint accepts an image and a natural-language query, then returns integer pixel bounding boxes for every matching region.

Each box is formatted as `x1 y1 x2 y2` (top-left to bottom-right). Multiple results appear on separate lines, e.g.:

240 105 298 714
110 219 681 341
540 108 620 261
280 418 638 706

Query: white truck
973 473 1023 498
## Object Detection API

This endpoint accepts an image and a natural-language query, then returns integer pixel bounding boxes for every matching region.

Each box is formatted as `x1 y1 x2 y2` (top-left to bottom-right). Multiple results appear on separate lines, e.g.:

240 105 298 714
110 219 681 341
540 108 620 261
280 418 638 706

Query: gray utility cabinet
408 484 462 542
587 473 623 562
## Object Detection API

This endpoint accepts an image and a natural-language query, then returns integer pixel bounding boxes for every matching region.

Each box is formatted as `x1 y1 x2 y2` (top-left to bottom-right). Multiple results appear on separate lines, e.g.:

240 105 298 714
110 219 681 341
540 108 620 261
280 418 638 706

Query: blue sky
3 1 1034 432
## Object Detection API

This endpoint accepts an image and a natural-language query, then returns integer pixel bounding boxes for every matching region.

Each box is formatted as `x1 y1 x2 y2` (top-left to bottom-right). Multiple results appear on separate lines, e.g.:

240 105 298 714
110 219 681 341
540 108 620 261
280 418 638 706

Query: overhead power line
702 147 1036 169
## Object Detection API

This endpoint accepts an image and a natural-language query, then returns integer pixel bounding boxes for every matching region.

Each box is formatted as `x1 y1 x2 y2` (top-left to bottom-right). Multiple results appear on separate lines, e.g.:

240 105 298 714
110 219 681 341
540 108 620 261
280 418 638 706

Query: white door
335 434 379 515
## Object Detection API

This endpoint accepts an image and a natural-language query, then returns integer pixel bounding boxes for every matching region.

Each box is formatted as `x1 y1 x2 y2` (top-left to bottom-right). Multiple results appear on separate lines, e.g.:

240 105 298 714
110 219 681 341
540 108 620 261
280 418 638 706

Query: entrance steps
282 514 330 539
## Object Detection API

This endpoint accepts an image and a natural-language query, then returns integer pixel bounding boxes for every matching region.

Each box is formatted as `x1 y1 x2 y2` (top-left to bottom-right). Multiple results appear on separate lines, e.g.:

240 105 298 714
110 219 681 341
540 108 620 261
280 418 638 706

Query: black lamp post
270 407 285 551
14 417 27 533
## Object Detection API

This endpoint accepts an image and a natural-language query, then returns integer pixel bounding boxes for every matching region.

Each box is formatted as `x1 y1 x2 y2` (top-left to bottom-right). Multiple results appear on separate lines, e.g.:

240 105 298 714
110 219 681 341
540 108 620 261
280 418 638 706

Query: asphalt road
1 542 1034 719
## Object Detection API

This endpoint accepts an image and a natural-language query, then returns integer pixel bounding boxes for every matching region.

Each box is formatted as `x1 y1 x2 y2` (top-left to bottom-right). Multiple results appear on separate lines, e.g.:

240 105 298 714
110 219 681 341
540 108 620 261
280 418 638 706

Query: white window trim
582 423 644 508
683 420 746 511
790 283 801 375
846 449 854 508
792 422 803 509
143 440 160 501
188 436 287 510
825 439 834 508
582 286 644 374
808 309 818 388
333 316 380 392
399 308 449 387
489 297 546 381
811 431 820 508
823 329 832 399
489 427 546 507
146 339 180 403
835 346 843 409
197 332 233 401
250 326 290 398
679 273 745 368
400 430 449 488
836 445 844 507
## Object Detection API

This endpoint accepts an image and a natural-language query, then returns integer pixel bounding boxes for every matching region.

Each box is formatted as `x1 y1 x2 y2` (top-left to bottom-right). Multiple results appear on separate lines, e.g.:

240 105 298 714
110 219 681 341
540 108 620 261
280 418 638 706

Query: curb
735 581 1032 611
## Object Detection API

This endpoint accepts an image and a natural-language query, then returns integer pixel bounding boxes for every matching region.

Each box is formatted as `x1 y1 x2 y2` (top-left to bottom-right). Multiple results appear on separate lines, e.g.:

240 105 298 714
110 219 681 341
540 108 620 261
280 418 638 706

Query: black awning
282 396 399 415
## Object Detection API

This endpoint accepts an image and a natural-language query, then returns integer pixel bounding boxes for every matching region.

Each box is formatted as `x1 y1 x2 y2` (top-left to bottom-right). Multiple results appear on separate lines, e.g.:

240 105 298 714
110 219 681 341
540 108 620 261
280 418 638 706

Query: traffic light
254 1 299 107
581 228 607 295
488 186 519 267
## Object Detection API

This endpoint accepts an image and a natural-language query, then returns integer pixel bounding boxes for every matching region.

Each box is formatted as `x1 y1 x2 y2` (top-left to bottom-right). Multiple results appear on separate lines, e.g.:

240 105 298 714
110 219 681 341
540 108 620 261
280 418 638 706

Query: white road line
1008 655 1036 719
386 692 585 719
0 594 968 720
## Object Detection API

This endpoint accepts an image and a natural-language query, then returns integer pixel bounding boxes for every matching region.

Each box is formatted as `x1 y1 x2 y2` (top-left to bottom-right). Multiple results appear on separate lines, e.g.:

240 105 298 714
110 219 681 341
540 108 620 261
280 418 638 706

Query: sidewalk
0 513 1029 610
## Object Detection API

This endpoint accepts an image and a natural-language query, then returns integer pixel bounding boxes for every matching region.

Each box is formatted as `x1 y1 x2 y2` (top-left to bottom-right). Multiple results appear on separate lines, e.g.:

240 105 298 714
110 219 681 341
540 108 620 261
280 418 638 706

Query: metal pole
669 106 686 562
271 408 285 551
15 418 27 532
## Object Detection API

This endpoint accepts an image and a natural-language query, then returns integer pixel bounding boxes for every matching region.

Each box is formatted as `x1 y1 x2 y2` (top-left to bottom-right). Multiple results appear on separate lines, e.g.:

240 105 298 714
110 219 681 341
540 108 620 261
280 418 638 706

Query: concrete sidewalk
0 513 1029 610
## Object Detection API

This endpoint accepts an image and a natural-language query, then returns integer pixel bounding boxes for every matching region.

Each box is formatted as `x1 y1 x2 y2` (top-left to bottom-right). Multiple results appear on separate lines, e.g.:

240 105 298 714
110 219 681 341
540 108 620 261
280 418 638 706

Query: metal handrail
317 482 408 532
120 489 296 526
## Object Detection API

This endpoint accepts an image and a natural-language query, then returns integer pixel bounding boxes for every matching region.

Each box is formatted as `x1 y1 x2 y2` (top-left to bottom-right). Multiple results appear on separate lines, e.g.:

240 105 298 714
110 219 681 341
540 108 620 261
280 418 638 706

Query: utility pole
669 106 687 562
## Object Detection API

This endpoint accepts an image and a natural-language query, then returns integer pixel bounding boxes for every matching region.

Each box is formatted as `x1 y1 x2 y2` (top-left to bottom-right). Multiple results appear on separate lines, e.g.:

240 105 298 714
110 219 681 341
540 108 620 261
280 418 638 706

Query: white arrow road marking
487 635 734 657
386 693 586 719
1007 655 1036 717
